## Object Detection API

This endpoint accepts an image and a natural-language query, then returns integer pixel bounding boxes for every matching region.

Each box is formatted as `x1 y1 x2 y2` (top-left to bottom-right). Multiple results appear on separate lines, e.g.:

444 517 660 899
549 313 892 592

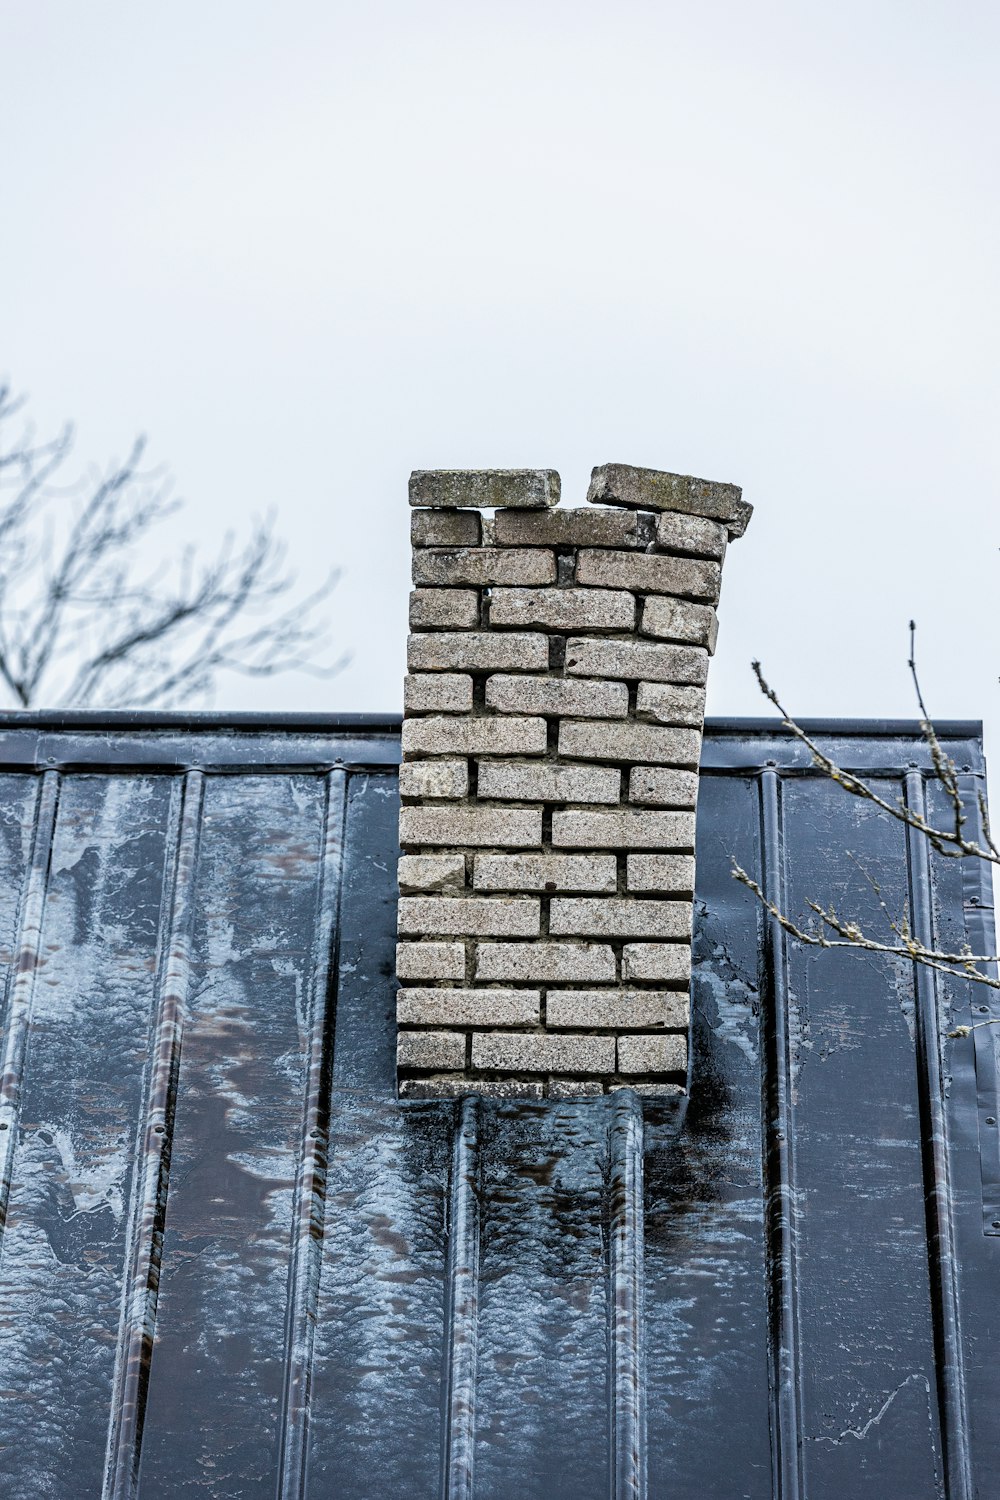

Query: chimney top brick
587 462 752 536
409 468 561 510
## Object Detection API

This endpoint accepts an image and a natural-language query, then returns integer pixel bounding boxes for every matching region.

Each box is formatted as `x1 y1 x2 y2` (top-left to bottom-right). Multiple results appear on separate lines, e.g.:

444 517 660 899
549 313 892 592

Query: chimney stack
396 464 751 1098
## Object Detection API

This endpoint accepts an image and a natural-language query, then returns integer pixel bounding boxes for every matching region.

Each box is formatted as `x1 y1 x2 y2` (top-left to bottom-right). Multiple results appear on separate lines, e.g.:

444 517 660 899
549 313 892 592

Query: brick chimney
396 463 751 1098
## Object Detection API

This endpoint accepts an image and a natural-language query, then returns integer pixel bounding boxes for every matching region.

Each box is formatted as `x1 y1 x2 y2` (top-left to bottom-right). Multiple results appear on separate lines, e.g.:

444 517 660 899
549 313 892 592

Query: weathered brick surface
635 681 707 727
652 511 728 559
476 762 620 805
640 596 719 654
485 673 627 719
398 759 470 800
549 898 692 939
410 468 560 509
587 463 752 535
475 942 616 982
625 854 696 893
547 990 689 1029
404 673 473 714
402 714 546 757
575 548 721 603
473 852 617 892
400 806 542 848
471 1032 616 1074
494 507 655 549
398 464 748 1094
627 766 699 807
489 587 635 631
398 895 540 937
413 547 556 587
553 809 695 848
398 854 467 892
565 636 708 684
396 941 467 980
409 588 479 629
408 631 549 672
411 509 481 547
557 720 700 767
617 1032 687 1073
397 988 541 1027
397 1029 467 1070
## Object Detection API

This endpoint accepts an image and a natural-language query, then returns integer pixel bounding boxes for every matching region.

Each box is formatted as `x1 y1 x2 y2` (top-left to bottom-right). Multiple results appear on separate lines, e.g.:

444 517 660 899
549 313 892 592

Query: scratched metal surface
0 716 995 1500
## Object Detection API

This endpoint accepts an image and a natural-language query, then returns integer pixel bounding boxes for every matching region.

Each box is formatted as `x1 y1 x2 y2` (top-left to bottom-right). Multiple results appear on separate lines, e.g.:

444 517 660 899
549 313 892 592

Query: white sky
1 3 998 771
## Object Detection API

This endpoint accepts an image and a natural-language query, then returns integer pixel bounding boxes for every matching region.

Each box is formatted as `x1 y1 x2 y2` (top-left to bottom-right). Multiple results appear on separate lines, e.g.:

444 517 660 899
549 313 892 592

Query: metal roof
0 716 995 1498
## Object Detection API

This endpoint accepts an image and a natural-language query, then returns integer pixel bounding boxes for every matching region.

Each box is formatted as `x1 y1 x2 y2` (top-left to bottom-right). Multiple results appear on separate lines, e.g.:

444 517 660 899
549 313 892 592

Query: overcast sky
2 3 998 764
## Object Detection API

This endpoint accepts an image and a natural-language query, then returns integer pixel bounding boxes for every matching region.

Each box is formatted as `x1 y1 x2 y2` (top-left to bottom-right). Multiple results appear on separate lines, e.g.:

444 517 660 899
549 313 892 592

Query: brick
547 990 689 1029
408 631 549 673
476 942 616 982
399 759 469 800
557 721 700 767
397 1030 467 1070
553 808 696 848
639 597 719 654
399 1076 545 1098
413 547 556 588
404 673 473 714
652 511 728 559
628 767 699 807
476 762 620 806
409 469 560 509
621 944 691 983
494 507 655 549
624 1081 686 1098
409 588 479 629
396 941 467 980
400 805 542 848
635 682 706 727
398 895 540 937
575 548 720 603
472 1031 616 1074
565 636 708 684
489 588 635 631
402 715 546 758
473 853 617 892
586 463 752 536
549 898 692 939
617 1033 687 1073
396 988 541 1027
411 509 482 546
398 854 467 893
547 1079 605 1097
485 674 627 719
626 854 695 893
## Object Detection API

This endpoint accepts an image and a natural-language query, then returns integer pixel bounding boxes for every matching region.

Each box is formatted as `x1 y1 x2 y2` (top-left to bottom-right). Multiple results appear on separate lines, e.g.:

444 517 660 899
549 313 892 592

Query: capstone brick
627 766 699 807
557 720 700 767
399 759 470 800
413 547 555 588
404 673 473 714
402 715 546 757
489 588 635 631
639 597 719 654
398 895 540 937
552 808 696 848
408 631 549 673
621 943 691 983
473 852 617 892
485 674 627 719
586 463 752 536
409 588 479 630
475 942 616 982
617 1033 688 1073
625 854 695 893
398 854 467 893
476 762 621 805
397 1030 467 1070
494 507 655 549
400 805 542 848
471 1031 616 1074
396 988 541 1027
635 681 707 727
547 990 689 1029
549 898 692 939
411 509 482 547
564 636 708 684
409 469 560 509
395 941 467 980
575 548 720 603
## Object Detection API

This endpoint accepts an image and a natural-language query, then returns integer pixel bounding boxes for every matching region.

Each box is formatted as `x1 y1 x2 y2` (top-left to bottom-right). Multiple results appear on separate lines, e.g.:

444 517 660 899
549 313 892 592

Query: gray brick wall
397 462 750 1098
